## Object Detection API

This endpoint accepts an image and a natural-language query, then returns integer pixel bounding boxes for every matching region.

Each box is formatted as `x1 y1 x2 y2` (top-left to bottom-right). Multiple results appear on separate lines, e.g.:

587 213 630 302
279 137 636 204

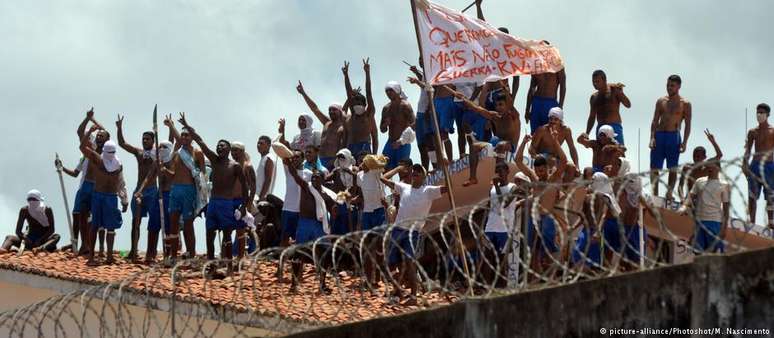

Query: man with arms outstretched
296 81 345 171
342 59 378 156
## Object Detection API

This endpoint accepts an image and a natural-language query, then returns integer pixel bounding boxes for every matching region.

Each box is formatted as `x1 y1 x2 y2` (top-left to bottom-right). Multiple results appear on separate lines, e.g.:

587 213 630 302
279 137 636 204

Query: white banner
415 0 564 85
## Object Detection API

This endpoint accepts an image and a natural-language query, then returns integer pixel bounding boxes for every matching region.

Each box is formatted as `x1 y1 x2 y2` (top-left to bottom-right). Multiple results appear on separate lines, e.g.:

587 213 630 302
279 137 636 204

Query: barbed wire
1 156 773 337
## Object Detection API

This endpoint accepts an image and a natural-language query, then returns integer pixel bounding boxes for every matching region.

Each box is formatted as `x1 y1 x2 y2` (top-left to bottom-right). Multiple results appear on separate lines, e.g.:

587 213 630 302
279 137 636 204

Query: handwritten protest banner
415 0 564 85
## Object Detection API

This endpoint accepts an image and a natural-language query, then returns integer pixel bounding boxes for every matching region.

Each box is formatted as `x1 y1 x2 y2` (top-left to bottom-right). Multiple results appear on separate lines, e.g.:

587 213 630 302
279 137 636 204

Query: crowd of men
4 2 774 301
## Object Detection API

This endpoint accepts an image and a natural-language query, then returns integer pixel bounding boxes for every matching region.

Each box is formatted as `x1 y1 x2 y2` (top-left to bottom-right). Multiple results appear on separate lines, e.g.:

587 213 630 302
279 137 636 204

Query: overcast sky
1 0 771 251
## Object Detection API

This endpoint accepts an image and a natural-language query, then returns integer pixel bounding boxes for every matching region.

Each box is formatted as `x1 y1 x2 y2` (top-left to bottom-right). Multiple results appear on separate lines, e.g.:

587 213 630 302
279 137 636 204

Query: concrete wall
288 247 774 338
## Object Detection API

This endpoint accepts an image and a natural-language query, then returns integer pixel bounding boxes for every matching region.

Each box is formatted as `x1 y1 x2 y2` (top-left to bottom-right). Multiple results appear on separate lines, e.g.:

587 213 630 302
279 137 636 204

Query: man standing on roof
525 43 566 135
296 81 345 171
116 115 159 263
743 103 774 228
586 70 630 145
342 59 378 156
679 161 729 254
1 190 60 254
650 74 692 202
381 80 415 170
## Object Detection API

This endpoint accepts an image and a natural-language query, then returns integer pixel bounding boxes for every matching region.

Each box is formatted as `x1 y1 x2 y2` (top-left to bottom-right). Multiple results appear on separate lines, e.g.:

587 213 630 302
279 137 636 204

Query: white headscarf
231 141 245 150
548 107 564 124
598 125 618 143
26 190 49 227
291 114 320 150
158 141 174 163
514 172 532 184
101 141 122 173
334 148 356 188
385 81 408 100
591 172 621 216
329 103 344 114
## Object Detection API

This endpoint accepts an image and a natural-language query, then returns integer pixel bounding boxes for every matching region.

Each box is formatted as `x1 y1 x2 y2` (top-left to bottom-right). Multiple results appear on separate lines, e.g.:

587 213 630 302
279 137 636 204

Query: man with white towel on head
380 80 416 171
1 190 60 254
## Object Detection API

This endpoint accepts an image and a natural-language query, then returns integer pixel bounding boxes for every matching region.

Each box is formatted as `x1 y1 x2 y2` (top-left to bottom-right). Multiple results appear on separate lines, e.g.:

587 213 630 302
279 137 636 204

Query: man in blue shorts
743 103 774 227
525 47 566 135
380 81 415 170
166 124 206 262
408 60 434 170
585 70 631 145
649 74 692 202
343 59 378 156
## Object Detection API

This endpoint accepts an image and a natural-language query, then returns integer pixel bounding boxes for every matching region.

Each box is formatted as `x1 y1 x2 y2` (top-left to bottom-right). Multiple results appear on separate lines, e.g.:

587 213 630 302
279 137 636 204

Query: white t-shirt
255 155 272 199
393 182 443 230
486 183 517 233
282 166 312 212
453 82 478 102
691 177 729 222
357 170 385 212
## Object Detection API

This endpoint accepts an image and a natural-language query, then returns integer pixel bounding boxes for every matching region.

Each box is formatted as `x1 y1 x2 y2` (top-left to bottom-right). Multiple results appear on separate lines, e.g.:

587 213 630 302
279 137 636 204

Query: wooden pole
153 105 167 257
55 153 77 252
409 0 473 293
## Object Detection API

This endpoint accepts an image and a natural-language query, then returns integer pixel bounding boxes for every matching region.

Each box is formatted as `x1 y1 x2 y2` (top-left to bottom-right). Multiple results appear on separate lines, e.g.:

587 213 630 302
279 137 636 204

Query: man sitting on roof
1 190 60 254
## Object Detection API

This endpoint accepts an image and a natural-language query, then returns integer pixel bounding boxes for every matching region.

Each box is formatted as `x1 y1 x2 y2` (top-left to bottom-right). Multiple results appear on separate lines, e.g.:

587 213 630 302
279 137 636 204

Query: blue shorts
433 96 457 134
462 110 489 142
148 191 171 233
596 123 625 145
347 142 372 157
320 157 335 172
296 217 326 244
90 192 122 231
527 215 558 253
331 203 353 235
205 198 237 231
747 160 774 200
232 198 247 230
281 210 300 240
622 224 646 262
602 218 623 253
169 184 197 221
362 208 386 231
73 181 95 214
694 220 725 253
388 227 420 265
488 136 516 153
415 112 433 145
572 227 602 266
131 186 159 218
592 166 604 173
530 96 559 135
485 232 509 254
382 142 411 170
650 131 681 169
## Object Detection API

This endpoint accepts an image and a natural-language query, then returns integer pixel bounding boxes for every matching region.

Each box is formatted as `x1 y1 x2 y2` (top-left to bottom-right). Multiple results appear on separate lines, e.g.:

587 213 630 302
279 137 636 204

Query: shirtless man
449 88 520 187
529 107 580 166
343 59 378 156
79 127 128 266
285 165 337 293
743 103 774 227
134 137 175 263
381 81 415 170
572 172 619 270
0 190 60 254
608 158 656 270
578 125 626 173
165 116 206 262
179 117 247 267
296 81 345 171
525 49 566 135
515 134 567 274
116 115 158 262
649 75 692 201
586 70 631 145
678 130 722 199
230 141 256 259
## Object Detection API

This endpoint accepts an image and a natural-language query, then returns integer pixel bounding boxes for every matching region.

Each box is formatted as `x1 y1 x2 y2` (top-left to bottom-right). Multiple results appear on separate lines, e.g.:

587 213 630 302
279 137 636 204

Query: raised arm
76 108 94 139
80 127 102 165
164 114 180 144
178 113 217 162
284 159 310 194
342 61 353 101
681 102 692 153
515 135 539 182
614 84 631 108
576 132 594 149
586 95 597 135
297 81 329 125
116 114 141 156
704 129 722 161
277 118 290 148
364 58 375 117
475 0 485 20
451 88 499 120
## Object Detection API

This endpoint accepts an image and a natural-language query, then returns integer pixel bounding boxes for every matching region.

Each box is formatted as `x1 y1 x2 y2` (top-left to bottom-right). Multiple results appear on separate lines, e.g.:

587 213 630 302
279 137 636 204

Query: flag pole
153 105 167 258
409 0 473 293
55 153 77 253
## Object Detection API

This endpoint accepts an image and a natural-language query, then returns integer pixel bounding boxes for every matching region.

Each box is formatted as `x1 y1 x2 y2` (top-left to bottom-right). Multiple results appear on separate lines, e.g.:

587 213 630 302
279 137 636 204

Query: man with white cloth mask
134 138 176 263
380 80 416 170
80 126 129 266
1 190 60 254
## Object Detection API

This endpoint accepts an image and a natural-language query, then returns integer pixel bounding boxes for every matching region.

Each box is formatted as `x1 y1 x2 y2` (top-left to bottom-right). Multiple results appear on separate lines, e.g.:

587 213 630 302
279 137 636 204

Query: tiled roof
0 251 453 325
